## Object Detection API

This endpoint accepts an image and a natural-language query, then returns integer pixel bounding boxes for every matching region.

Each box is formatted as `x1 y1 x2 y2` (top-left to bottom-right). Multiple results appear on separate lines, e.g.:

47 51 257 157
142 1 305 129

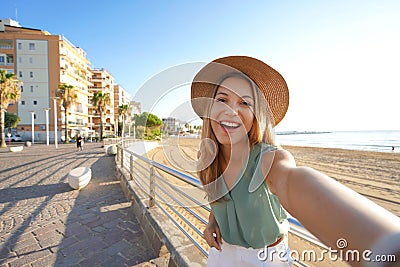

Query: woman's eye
215 98 226 102
242 101 252 106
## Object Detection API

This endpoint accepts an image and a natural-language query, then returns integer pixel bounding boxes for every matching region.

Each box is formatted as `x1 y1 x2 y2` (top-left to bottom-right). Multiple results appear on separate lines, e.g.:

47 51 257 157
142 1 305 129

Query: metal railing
117 140 325 266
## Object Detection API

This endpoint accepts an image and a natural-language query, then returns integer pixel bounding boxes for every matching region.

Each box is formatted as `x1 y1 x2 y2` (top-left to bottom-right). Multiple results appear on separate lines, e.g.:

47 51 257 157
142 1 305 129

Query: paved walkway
0 143 156 267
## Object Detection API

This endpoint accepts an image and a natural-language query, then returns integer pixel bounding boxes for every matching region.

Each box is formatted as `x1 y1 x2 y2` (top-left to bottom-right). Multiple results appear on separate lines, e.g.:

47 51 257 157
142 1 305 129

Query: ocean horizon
275 130 400 153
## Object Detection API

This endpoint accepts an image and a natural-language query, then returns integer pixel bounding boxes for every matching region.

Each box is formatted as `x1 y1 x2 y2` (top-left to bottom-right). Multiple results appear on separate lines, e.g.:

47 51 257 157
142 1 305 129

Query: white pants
207 236 293 267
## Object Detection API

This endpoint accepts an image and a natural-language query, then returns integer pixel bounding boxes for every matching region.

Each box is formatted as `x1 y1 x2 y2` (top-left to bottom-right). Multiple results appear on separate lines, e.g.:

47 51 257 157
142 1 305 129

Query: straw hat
191 55 289 126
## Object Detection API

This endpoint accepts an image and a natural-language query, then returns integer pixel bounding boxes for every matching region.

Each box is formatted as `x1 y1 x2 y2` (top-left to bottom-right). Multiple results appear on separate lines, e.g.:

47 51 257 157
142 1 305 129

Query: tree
5 112 21 128
118 104 129 138
133 112 162 140
57 83 77 143
133 112 162 128
0 70 21 148
91 91 110 141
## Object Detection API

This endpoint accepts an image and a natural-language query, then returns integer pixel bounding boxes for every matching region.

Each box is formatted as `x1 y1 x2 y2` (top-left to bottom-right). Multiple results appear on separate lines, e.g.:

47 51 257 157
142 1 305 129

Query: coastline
276 130 400 153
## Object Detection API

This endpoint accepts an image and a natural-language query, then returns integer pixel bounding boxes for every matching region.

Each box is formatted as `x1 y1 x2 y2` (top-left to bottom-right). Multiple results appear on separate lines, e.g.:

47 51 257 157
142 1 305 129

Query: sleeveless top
210 143 289 249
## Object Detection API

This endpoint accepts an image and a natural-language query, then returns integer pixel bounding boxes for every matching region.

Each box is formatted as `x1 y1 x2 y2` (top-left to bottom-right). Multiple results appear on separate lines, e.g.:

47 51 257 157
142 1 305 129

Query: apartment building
0 18 92 141
89 68 115 137
113 84 131 134
59 37 93 140
114 84 131 119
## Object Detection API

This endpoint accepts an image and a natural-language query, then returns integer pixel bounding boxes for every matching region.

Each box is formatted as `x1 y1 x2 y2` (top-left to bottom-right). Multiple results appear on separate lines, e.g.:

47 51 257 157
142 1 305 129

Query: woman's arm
203 211 222 251
266 150 400 265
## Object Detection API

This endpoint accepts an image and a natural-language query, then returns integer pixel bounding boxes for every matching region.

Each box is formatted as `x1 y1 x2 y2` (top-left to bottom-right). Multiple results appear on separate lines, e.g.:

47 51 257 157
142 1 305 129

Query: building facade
0 18 93 142
1 18 137 142
88 68 115 137
59 36 93 140
1 18 62 141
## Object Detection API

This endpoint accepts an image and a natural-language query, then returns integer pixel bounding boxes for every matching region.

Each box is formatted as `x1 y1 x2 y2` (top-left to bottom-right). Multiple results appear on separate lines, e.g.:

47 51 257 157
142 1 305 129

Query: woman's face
210 76 255 146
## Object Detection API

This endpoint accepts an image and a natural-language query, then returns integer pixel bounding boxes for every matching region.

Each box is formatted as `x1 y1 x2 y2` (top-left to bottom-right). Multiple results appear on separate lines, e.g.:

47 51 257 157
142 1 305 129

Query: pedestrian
76 134 83 151
191 55 400 266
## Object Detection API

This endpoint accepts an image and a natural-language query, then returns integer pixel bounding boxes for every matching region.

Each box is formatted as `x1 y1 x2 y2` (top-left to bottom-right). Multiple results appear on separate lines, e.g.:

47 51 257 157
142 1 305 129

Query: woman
191 56 400 266
76 134 83 151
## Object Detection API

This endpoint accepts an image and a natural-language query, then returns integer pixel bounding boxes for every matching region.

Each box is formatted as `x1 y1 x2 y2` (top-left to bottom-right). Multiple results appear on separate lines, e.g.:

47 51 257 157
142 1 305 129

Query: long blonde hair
198 72 276 197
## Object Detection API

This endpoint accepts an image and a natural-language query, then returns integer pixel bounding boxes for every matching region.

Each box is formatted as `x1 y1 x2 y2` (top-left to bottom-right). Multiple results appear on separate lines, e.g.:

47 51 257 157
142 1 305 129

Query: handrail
117 140 324 266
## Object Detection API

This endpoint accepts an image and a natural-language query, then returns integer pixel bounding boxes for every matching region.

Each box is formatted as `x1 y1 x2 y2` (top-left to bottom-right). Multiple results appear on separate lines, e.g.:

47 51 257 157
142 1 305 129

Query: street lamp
128 120 131 137
44 108 50 146
30 111 35 144
133 120 136 139
51 97 59 148
89 115 92 142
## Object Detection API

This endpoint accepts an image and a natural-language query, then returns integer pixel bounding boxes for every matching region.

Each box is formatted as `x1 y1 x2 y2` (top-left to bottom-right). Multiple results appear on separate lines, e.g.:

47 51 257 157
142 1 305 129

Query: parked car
5 134 22 142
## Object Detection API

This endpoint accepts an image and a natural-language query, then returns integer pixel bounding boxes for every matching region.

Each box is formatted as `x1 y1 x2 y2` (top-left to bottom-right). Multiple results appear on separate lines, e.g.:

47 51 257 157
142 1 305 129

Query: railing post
149 166 155 208
130 154 134 180
116 145 120 163
120 146 124 168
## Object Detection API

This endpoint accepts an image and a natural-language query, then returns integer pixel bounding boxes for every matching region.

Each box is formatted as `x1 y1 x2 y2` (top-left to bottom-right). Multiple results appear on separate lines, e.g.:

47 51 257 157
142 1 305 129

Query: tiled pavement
0 142 156 267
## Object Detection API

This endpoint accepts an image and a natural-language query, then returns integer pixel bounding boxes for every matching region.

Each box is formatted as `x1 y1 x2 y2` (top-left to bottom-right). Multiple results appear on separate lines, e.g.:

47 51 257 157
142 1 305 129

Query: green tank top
210 143 289 249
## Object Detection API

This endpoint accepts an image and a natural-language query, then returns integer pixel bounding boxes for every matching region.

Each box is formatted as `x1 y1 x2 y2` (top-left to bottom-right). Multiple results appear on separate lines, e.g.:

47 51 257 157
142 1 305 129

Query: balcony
68 121 88 127
0 40 13 50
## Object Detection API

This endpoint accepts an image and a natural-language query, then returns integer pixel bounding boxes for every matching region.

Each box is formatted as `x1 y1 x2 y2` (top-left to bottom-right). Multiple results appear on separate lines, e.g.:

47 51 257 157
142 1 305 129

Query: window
34 114 36 119
6 55 13 64
18 43 22 50
29 43 35 50
19 71 22 78
0 56 4 64
33 100 37 105
30 72 33 78
30 86 33 92
21 100 25 105
18 57 22 63
29 57 33 64
21 85 23 92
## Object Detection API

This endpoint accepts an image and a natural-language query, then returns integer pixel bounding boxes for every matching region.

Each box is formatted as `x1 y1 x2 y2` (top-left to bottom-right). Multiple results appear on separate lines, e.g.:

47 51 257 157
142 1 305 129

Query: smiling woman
191 55 400 267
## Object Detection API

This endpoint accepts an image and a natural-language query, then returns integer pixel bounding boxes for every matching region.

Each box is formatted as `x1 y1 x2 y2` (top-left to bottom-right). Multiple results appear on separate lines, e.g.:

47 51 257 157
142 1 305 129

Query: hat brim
191 56 289 126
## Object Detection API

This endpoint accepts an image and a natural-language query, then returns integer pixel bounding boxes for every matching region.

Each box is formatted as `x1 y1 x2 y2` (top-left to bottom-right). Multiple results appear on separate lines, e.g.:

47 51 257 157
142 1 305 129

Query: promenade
0 143 156 267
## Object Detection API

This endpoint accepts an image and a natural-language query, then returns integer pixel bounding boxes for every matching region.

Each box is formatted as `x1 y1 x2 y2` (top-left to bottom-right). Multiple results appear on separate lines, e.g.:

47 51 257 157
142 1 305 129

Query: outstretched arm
266 150 400 266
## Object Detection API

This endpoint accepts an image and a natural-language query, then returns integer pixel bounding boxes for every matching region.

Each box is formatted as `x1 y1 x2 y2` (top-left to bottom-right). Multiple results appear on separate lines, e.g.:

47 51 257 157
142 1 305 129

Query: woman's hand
203 213 222 251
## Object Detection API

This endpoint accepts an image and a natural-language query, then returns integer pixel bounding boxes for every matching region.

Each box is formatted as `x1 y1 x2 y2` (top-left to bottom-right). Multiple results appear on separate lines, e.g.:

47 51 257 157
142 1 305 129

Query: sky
2 0 400 131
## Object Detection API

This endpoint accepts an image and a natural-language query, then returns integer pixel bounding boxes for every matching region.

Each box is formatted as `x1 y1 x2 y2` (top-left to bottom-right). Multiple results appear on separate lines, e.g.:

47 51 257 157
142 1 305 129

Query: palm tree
118 104 129 139
91 91 110 141
0 70 21 148
56 83 77 143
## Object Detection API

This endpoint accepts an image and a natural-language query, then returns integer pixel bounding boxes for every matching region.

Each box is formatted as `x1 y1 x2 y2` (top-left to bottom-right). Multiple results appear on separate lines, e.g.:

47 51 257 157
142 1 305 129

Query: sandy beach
146 137 399 266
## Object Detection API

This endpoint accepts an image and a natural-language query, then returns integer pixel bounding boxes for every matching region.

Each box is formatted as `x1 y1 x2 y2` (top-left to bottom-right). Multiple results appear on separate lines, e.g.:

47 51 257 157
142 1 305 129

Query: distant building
130 101 141 115
88 68 115 137
162 117 179 134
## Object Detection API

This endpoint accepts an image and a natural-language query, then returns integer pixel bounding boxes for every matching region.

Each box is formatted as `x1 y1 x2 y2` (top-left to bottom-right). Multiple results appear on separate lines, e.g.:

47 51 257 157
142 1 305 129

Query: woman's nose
223 103 239 116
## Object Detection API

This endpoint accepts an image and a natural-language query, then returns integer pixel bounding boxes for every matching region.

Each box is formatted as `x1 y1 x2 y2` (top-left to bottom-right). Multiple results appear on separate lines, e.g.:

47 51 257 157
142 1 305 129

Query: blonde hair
198 72 276 198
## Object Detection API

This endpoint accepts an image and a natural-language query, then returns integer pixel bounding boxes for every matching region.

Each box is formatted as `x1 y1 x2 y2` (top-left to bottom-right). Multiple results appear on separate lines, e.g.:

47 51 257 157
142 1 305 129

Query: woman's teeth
220 121 240 128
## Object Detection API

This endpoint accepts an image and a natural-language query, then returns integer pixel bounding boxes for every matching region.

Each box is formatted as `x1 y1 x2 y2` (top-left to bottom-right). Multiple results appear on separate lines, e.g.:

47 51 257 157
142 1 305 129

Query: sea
275 130 400 153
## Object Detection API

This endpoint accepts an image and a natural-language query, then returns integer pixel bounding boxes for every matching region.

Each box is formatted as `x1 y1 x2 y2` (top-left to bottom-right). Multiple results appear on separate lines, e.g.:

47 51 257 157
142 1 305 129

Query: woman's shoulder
260 145 296 167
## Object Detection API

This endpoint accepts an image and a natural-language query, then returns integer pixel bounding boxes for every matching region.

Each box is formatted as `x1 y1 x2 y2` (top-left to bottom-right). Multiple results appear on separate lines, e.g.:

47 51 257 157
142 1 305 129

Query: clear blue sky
2 0 400 131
